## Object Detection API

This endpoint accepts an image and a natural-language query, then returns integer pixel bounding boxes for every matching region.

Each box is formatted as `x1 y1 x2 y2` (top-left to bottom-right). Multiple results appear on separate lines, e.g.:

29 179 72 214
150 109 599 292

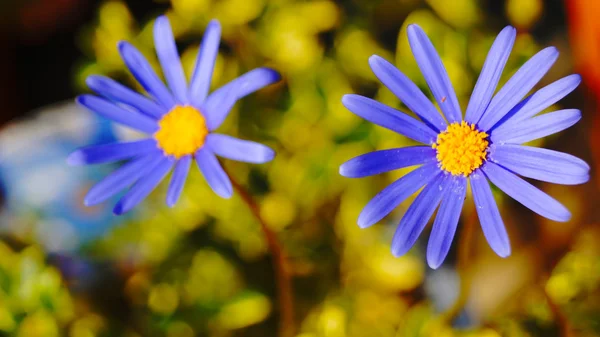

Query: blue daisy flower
68 16 280 215
340 25 589 269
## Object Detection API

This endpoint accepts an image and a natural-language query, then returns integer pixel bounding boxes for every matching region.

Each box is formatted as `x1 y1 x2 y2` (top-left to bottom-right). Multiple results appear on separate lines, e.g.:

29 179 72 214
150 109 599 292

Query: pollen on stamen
432 121 489 177
154 105 208 159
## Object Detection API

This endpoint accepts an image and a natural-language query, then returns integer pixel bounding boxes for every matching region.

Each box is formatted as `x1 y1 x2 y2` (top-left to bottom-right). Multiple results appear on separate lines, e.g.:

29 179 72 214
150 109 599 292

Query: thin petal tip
368 54 384 65
406 23 422 33
75 95 89 106
338 163 348 177
217 190 233 199
264 150 276 163
83 196 96 207
66 151 85 166
117 40 130 53
427 257 443 269
166 198 177 208
112 202 127 216
341 94 358 108
356 214 374 229
155 15 169 25
496 246 511 258
206 19 222 32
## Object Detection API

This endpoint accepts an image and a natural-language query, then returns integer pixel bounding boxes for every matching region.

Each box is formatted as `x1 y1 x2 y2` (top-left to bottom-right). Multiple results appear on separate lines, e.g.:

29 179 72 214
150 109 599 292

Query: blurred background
0 0 598 336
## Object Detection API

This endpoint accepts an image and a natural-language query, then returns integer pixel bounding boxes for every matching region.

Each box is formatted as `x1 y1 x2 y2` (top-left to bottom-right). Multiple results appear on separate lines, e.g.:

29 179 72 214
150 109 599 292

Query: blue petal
407 25 462 123
154 16 189 104
488 144 589 185
427 176 467 269
113 156 174 215
118 41 176 109
357 162 440 228
342 94 438 144
189 20 221 107
84 152 163 206
481 161 571 222
491 109 581 144
504 74 581 124
339 146 437 178
206 134 275 164
166 155 192 207
202 84 239 131
391 173 449 257
470 170 511 257
368 55 447 131
477 47 559 131
67 139 158 166
195 148 233 198
77 95 158 134
465 26 516 124
216 67 281 100
86 75 166 119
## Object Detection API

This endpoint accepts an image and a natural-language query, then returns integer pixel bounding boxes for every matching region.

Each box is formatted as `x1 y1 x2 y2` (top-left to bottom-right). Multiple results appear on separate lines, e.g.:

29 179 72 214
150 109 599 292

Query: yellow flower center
432 121 489 177
154 105 208 158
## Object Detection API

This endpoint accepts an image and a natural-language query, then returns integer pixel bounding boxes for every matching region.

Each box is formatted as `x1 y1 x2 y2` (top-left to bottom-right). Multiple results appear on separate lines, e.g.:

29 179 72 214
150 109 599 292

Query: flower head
68 16 280 215
339 25 589 268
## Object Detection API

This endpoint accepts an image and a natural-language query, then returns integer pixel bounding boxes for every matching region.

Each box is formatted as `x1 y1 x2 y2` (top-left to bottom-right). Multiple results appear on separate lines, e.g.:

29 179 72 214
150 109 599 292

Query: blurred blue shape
0 101 126 251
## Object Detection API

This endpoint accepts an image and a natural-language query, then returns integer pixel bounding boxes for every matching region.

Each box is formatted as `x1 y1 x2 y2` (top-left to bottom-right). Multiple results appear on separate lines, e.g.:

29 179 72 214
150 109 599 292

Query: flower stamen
154 105 208 158
432 121 489 176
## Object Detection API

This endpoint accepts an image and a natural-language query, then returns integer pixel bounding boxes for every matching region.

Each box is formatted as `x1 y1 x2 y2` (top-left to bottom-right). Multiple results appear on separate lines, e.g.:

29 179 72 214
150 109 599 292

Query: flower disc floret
432 121 489 176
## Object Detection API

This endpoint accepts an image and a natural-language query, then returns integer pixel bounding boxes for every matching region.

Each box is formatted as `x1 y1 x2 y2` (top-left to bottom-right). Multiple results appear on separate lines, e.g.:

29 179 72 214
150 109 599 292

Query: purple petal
339 146 437 178
427 176 467 269
488 144 589 185
216 67 281 100
391 173 449 257
118 41 176 109
195 148 233 198
203 84 238 131
357 162 440 228
206 134 275 164
470 169 511 257
189 20 221 107
368 55 447 131
477 47 559 131
67 139 158 166
504 74 581 124
86 75 166 119
407 25 462 123
113 156 174 215
154 16 189 104
342 94 438 145
166 155 192 207
481 161 571 222
77 95 158 134
84 152 163 206
465 26 516 124
491 109 581 144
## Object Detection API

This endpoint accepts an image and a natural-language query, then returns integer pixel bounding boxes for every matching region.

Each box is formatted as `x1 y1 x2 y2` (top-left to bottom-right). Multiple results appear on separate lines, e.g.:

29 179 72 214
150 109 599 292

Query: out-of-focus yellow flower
18 311 59 337
365 246 425 292
69 314 105 337
93 1 136 71
184 249 242 304
426 0 482 29
337 29 390 79
167 321 195 337
215 292 271 329
148 283 180 315
318 304 346 337
506 0 543 30
0 304 15 332
212 0 266 26
546 272 578 304
261 192 297 231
